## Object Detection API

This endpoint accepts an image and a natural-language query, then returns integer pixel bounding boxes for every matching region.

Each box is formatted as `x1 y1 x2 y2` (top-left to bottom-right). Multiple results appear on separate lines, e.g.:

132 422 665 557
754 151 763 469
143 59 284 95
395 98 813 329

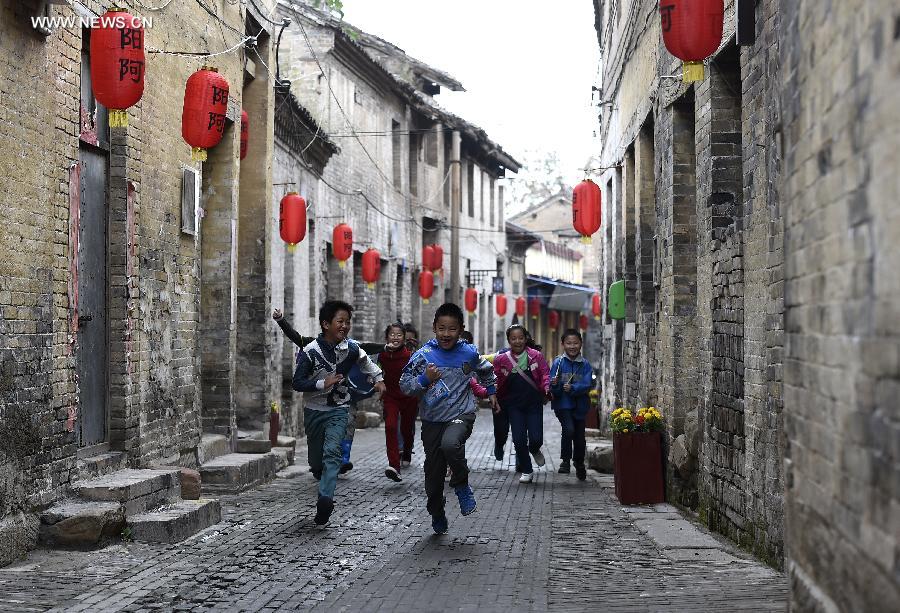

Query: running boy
292 300 386 525
549 329 594 481
400 303 499 535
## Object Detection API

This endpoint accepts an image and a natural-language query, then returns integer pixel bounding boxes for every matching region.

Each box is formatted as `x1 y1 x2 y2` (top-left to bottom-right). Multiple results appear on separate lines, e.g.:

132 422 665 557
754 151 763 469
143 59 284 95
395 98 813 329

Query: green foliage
313 0 345 18
121 526 133 542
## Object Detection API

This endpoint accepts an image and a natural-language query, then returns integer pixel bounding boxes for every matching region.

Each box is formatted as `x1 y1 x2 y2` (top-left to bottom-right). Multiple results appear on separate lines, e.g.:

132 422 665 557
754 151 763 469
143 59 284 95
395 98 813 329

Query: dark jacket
549 354 593 417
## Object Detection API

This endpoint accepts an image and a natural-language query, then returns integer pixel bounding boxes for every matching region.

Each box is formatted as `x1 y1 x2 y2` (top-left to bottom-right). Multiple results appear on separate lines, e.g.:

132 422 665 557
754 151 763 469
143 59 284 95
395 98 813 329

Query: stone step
74 468 181 515
39 501 125 548
199 433 231 464
235 438 272 454
76 452 126 482
127 499 222 544
274 435 297 449
270 446 294 471
199 453 278 494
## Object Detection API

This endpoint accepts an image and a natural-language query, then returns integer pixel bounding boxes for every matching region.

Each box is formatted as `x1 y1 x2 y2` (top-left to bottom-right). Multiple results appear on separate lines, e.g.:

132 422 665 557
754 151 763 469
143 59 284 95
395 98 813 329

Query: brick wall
780 1 900 609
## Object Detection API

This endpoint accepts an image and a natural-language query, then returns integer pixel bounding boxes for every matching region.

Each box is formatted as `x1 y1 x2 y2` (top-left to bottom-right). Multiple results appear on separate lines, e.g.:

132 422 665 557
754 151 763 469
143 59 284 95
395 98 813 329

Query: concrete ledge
199 453 278 494
199 433 231 464
236 438 272 454
128 499 221 544
39 502 125 548
270 446 295 470
75 452 126 481
74 469 181 515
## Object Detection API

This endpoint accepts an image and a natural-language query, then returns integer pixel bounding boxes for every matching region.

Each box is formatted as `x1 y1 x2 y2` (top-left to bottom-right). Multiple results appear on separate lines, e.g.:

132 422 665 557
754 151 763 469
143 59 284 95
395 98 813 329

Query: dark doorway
76 146 109 447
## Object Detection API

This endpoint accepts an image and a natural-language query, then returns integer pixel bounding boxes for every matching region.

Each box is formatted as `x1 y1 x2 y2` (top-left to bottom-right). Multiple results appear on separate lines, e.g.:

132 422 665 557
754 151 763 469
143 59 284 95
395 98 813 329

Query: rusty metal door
76 146 108 446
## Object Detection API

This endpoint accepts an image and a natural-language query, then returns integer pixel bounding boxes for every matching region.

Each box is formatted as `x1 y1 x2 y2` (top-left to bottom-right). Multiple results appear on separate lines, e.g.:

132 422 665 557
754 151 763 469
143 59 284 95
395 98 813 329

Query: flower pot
613 431 664 505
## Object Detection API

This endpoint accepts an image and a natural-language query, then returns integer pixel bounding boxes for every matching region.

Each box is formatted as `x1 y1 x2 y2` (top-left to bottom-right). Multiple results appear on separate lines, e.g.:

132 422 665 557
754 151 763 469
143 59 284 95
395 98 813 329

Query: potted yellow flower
609 407 664 505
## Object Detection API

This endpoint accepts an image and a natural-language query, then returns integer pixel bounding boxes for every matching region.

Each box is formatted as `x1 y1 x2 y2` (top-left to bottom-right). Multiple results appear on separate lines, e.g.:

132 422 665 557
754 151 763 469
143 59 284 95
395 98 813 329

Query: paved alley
0 411 787 612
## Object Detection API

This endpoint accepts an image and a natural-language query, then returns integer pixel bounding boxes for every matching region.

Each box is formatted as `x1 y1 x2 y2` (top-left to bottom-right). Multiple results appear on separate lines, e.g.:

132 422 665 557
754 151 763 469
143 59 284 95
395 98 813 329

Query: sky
340 0 601 198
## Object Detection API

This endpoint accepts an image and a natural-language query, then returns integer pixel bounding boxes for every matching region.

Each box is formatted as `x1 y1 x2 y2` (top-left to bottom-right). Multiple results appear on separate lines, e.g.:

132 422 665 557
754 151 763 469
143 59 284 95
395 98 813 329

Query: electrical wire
147 34 255 58
131 0 175 10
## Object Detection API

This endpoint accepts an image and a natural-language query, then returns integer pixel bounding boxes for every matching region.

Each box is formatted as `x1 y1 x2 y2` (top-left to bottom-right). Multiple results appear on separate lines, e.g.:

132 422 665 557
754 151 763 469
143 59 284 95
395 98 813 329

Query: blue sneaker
455 485 476 516
431 514 449 534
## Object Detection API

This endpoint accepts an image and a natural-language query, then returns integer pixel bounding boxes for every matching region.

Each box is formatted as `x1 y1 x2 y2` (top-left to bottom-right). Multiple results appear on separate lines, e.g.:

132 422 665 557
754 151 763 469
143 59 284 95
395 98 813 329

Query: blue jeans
304 407 349 499
507 402 544 474
554 409 586 463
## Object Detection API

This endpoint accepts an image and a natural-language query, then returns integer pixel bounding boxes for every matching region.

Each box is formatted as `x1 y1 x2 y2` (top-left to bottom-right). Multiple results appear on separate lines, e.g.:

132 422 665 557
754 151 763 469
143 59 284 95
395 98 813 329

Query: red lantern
573 179 602 243
495 293 508 317
239 109 249 160
422 245 435 271
548 310 560 331
515 296 526 318
419 270 434 304
660 0 724 82
528 297 541 320
465 288 478 315
592 293 602 320
182 66 230 161
431 244 444 272
361 249 381 289
279 192 306 251
579 314 590 331
90 9 145 128
332 223 352 268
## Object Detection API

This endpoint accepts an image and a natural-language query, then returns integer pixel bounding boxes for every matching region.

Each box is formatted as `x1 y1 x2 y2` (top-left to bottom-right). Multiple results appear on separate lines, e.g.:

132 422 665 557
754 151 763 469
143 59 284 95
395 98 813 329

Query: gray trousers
421 412 476 516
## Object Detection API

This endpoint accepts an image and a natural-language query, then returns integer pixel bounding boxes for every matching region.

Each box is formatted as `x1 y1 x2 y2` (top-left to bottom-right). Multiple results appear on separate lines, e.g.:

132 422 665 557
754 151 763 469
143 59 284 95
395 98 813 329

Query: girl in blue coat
549 329 594 480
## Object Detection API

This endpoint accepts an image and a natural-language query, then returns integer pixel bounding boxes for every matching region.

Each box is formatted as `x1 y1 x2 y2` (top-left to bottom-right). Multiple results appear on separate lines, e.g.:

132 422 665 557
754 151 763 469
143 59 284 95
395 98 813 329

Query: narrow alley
0 412 786 612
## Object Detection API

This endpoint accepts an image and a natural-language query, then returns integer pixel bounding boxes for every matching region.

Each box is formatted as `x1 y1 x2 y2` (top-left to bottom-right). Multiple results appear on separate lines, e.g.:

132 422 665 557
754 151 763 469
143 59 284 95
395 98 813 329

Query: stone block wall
779 0 900 609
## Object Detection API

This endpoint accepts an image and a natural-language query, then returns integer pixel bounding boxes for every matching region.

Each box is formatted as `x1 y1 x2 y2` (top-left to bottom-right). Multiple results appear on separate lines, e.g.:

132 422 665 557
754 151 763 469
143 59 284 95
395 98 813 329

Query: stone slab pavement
0 409 787 612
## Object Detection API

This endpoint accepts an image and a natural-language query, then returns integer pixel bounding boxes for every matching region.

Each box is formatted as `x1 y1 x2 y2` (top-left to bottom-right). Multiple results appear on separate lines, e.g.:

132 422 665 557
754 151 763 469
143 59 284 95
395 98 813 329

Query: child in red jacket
377 322 419 481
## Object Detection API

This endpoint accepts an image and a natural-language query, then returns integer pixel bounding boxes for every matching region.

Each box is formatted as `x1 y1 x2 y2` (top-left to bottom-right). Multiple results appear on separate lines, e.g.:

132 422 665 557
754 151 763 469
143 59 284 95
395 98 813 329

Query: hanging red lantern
239 109 249 160
660 0 724 82
279 192 306 251
592 293 602 320
495 293 508 317
332 223 353 268
465 287 478 315
361 249 381 289
548 310 561 331
422 245 435 271
579 314 590 331
528 297 541 320
182 66 230 161
515 296 527 318
431 244 444 272
573 179 602 243
419 270 434 304
90 8 145 128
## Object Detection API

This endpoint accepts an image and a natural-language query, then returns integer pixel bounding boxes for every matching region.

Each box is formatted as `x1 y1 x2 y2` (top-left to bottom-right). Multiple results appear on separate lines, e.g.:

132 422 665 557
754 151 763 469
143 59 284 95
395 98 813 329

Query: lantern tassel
338 260 346 268
367 282 375 289
191 147 208 162
287 243 297 253
424 298 430 304
581 235 593 245
108 109 128 128
682 61 705 83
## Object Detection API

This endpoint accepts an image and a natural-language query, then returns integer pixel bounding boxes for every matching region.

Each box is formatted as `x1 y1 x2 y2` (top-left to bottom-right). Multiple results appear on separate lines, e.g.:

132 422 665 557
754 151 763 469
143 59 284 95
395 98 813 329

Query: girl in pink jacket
492 324 551 483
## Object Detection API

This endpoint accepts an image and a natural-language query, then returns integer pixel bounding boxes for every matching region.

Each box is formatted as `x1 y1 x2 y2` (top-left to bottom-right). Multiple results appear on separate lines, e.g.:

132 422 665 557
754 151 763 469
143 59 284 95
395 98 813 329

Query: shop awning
526 275 596 312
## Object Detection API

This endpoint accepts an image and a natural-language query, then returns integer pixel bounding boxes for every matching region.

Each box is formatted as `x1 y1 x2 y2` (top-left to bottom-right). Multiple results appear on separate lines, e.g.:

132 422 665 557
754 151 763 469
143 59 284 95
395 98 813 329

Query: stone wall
779 1 900 609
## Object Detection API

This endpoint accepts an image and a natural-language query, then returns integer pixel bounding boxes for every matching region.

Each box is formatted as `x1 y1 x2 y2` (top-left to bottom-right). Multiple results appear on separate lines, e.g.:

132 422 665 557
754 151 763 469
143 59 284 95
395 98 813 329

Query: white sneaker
385 466 402 482
531 449 546 467
519 472 533 483
401 460 411 468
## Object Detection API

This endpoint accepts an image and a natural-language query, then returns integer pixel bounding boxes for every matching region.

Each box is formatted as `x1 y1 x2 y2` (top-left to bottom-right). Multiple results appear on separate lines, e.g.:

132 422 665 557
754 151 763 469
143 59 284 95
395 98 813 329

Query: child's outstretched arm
469 377 489 399
292 350 321 392
273 311 310 348
399 353 430 397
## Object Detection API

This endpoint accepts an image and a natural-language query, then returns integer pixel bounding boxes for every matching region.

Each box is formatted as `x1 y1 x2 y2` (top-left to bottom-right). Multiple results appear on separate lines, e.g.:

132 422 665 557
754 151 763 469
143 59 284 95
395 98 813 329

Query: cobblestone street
0 410 787 612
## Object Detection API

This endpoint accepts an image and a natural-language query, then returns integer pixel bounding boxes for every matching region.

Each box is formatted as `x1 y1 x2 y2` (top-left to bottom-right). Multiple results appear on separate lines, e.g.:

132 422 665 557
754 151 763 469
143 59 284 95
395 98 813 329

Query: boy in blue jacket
293 300 385 525
550 329 594 481
400 303 499 535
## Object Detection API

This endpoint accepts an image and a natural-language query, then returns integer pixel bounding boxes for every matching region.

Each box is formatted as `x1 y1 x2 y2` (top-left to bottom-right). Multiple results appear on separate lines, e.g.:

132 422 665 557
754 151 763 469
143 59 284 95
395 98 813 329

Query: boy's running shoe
558 460 571 474
455 485 477 516
385 466 402 482
314 496 334 525
401 459 411 468
493 444 504 461
575 462 587 481
311 469 322 481
519 472 533 483
431 514 449 535
531 449 546 467
339 462 353 475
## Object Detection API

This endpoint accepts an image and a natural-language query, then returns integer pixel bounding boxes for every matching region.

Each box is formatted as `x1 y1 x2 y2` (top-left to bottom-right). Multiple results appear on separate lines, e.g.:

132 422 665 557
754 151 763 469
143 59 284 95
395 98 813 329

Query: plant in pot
609 407 665 505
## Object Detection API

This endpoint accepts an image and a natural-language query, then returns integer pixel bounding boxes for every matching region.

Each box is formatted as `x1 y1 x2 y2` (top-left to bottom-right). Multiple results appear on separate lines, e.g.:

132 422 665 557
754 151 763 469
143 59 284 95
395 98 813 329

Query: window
489 177 495 226
409 132 419 197
479 171 485 221
391 120 402 189
181 167 198 235
467 162 474 217
425 126 438 167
